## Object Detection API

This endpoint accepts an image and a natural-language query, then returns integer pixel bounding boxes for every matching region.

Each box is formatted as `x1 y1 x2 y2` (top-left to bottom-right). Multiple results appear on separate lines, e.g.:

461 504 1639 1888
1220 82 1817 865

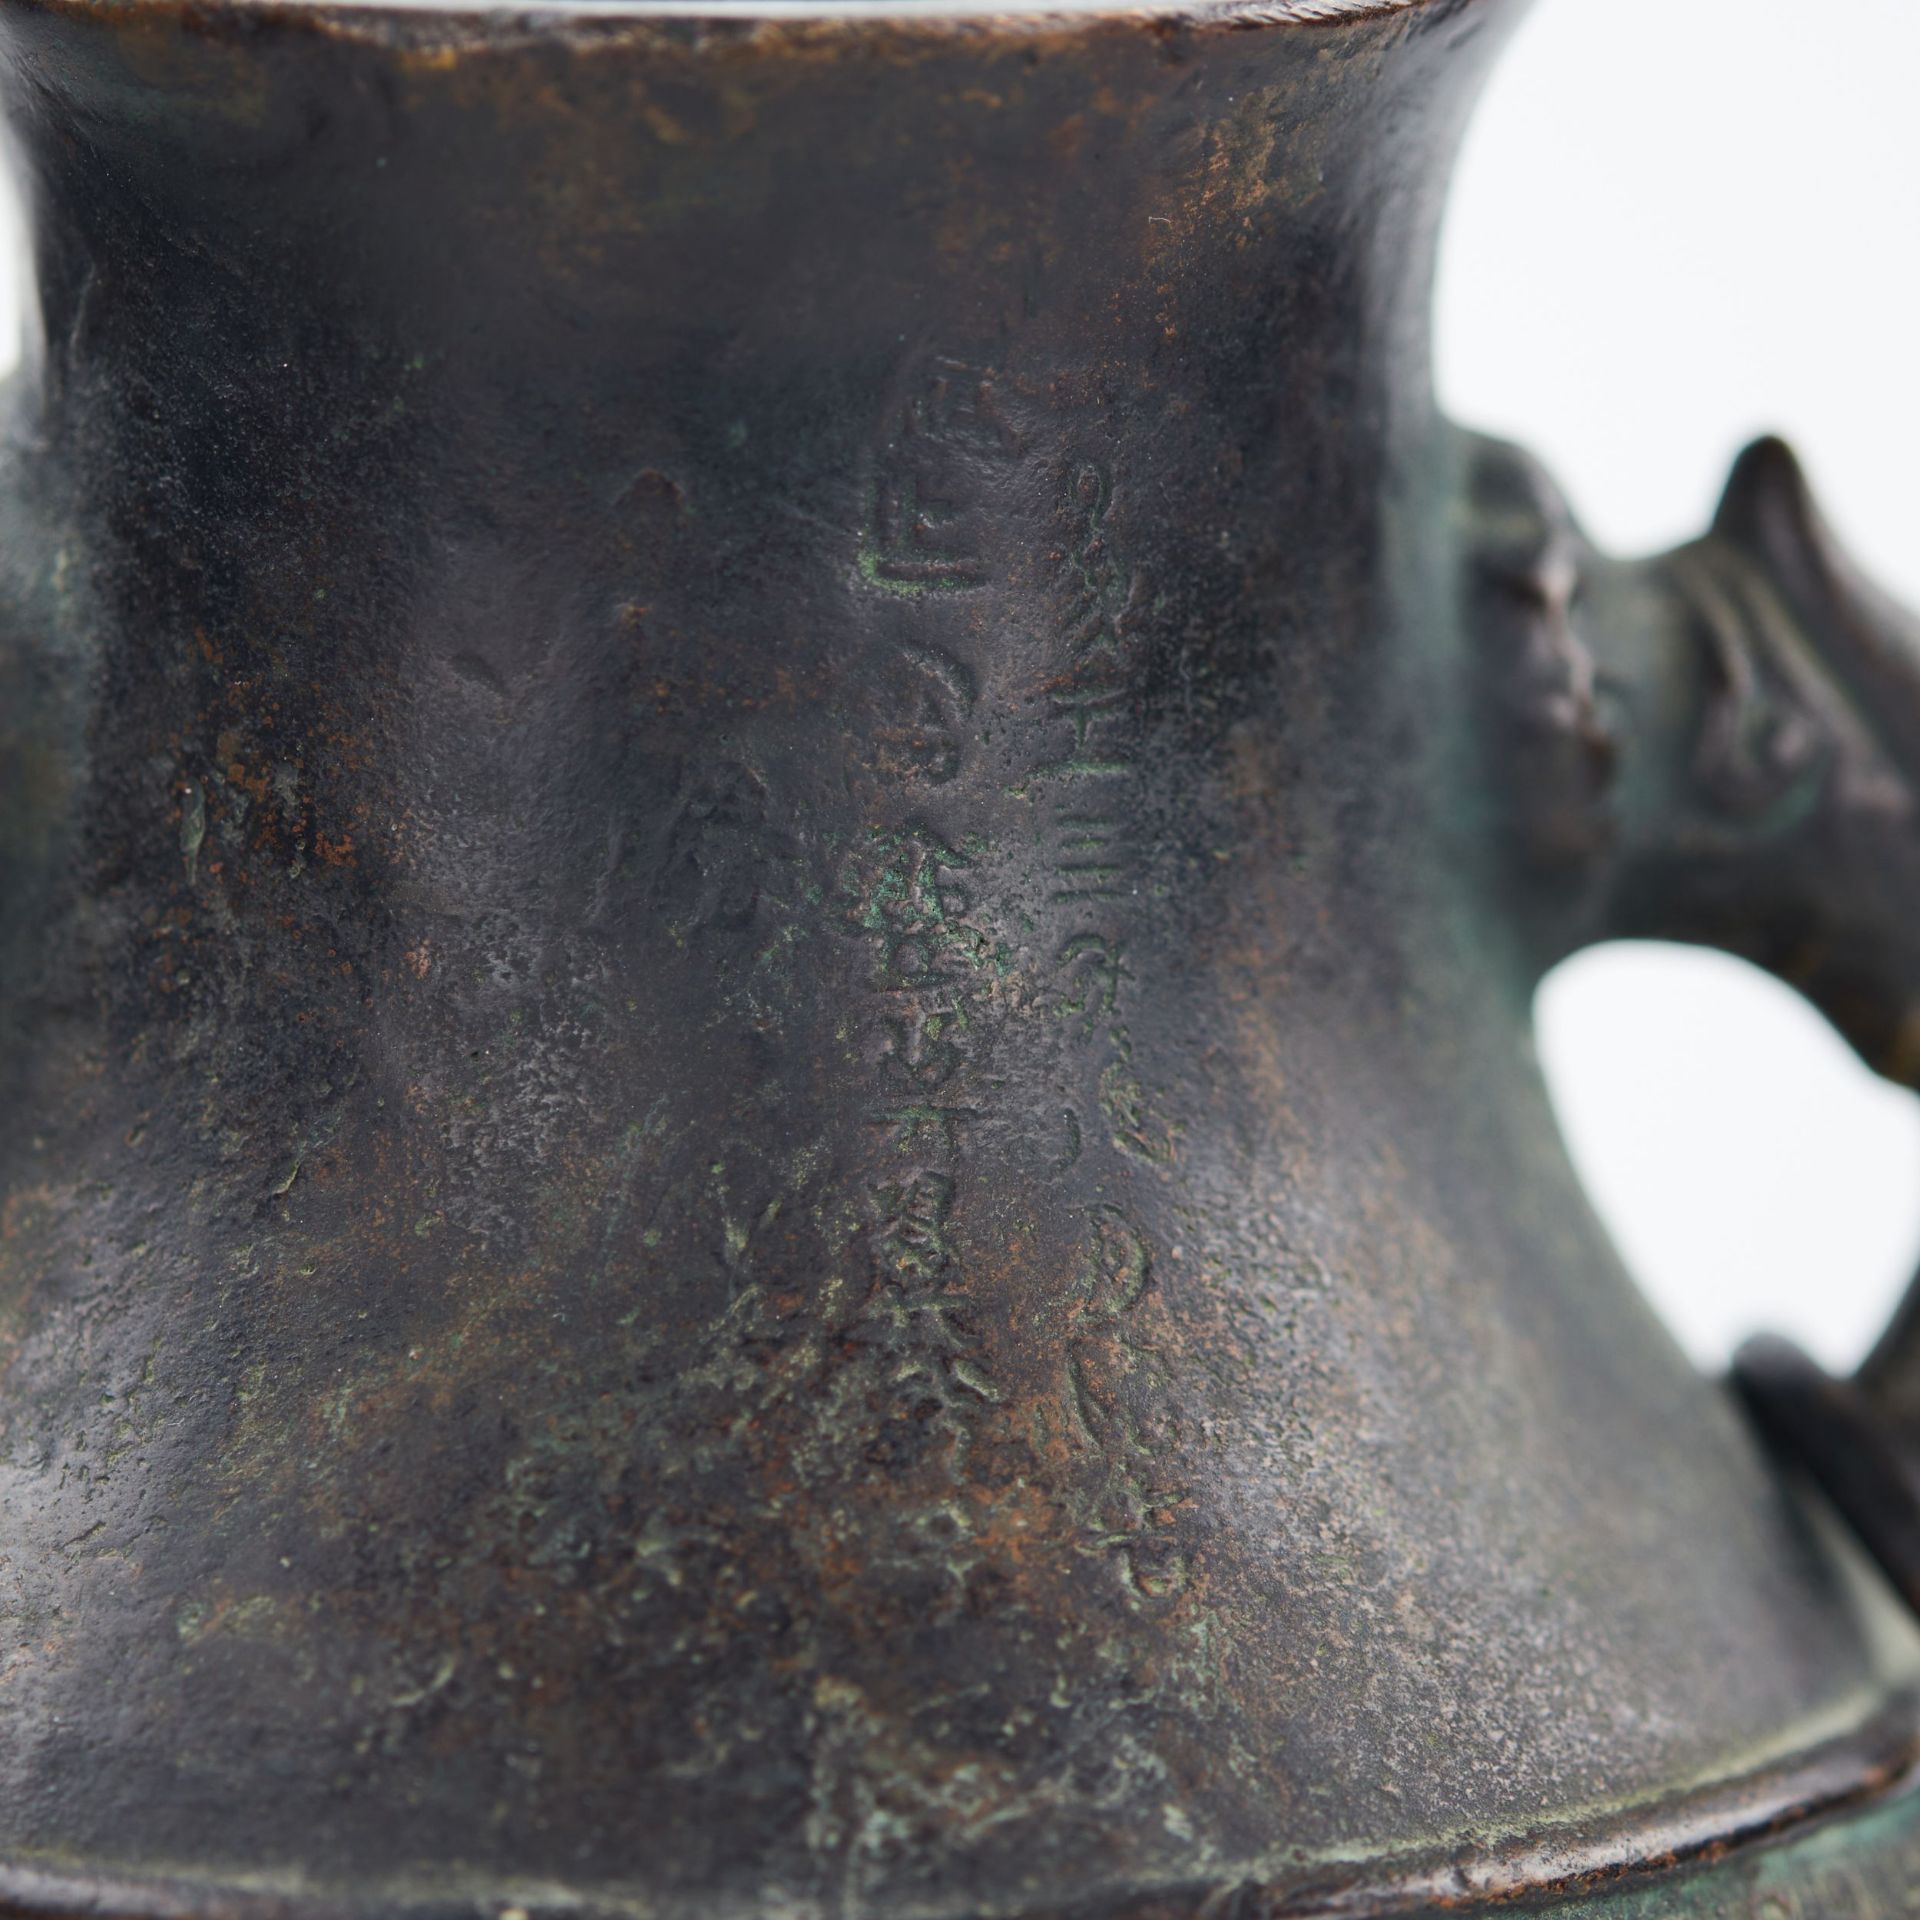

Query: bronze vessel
4 0 1920 1913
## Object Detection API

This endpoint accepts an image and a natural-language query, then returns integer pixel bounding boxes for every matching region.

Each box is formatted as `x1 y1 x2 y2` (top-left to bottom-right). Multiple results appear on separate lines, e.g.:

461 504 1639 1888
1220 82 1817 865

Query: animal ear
1713 435 1920 774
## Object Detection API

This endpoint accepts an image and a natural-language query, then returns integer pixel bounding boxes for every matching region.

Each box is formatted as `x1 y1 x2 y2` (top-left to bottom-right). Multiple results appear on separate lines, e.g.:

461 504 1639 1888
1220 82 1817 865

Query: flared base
4 1694 1920 1920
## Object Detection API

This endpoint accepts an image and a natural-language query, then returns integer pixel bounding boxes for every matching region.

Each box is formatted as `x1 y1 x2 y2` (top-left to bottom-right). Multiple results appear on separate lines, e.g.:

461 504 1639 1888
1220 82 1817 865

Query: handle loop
1466 428 1920 1606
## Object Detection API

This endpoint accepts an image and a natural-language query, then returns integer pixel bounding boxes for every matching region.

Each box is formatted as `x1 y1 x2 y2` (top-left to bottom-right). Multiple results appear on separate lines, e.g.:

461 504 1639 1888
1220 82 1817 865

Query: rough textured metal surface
3 0 1920 1913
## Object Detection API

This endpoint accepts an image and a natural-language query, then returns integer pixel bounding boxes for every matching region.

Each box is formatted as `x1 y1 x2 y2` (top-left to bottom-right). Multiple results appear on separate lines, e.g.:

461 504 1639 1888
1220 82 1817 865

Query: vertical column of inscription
1029 459 1189 1604
842 362 1018 1476
845 373 1192 1605
1040 464 1179 1168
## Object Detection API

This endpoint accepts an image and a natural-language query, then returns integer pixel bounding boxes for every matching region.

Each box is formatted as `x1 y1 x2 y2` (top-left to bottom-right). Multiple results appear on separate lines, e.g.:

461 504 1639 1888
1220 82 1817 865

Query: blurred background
1436 0 1920 1372
0 0 1912 1376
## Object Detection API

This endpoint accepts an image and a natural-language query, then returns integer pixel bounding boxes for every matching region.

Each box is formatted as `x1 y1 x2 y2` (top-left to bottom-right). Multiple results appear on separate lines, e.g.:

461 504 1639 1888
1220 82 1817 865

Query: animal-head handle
1463 425 1920 1609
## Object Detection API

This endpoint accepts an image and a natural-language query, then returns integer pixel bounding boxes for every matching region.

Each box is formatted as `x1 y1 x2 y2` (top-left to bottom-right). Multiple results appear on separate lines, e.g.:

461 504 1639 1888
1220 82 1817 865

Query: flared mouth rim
338 0 1426 11
12 0 1440 26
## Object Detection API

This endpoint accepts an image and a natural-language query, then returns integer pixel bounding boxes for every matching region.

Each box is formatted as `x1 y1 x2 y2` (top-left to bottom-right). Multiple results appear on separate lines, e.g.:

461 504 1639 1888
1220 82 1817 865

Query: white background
0 0 1914 1374
1436 0 1920 1371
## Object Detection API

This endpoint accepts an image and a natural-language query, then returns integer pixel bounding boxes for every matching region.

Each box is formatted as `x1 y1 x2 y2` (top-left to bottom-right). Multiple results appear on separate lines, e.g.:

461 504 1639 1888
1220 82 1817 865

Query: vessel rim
0 0 1447 32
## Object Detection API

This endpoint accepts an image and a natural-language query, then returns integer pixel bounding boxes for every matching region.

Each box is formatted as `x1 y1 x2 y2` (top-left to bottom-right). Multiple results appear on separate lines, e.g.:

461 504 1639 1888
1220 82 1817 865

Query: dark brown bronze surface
3 0 1920 1913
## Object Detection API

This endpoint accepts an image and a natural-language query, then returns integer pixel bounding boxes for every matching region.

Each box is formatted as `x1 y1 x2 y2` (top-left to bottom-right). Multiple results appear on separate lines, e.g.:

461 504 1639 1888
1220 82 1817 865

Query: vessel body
0 1 1917 1913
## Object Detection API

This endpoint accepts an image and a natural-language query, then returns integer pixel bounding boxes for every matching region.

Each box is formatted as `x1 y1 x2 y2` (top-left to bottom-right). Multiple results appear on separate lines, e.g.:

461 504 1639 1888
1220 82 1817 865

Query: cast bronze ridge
1 1692 1918 1920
